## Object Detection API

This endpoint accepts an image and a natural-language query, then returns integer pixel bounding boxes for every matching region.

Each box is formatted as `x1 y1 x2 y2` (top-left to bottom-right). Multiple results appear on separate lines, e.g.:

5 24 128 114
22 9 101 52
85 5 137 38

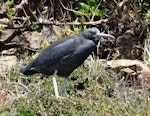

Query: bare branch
91 0 102 22
0 42 19 51
15 0 29 11
58 0 90 21
3 18 110 29
144 38 150 64
2 30 18 44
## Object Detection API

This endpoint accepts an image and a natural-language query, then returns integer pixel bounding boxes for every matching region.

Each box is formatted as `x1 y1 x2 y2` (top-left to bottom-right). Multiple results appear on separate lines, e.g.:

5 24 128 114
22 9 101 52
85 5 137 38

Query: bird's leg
52 70 59 98
61 77 68 96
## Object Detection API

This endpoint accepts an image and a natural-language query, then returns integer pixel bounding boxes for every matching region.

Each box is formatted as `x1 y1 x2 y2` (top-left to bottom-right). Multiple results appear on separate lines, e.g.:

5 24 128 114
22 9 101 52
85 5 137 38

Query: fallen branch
0 42 19 51
0 0 131 29
2 30 18 44
3 18 109 29
41 18 110 26
0 30 19 51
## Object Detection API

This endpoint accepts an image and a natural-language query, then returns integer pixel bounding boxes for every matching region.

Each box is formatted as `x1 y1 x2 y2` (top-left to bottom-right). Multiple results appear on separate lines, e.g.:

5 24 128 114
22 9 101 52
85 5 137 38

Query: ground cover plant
0 0 150 115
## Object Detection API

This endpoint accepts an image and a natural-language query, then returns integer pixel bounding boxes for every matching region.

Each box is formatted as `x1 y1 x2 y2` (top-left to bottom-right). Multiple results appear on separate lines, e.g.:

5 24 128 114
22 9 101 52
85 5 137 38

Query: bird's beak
96 33 115 40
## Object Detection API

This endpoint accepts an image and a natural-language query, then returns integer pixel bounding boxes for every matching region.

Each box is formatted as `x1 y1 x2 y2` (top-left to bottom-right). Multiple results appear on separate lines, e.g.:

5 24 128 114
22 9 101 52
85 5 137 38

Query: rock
105 59 150 80
0 29 16 41
100 59 150 88
23 31 42 49
23 26 59 50
116 30 143 60
0 55 17 77
42 26 57 42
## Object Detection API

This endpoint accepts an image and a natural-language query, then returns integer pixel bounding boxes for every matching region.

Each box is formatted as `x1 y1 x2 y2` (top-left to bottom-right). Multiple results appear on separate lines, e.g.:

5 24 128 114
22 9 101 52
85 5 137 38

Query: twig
2 30 18 44
22 45 40 52
3 18 110 29
15 0 29 11
5 81 31 92
59 0 90 21
91 0 102 22
0 42 19 51
144 38 150 64
22 7 31 24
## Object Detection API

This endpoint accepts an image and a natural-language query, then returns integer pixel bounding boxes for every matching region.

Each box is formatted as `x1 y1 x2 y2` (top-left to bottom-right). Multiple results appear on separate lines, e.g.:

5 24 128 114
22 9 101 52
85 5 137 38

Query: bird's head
82 27 115 42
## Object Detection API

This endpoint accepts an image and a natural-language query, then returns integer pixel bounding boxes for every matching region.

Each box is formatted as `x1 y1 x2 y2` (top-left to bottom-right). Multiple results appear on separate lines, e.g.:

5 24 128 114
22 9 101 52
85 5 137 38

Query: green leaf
90 6 95 14
42 10 47 15
32 11 36 15
40 40 50 49
16 109 34 116
89 7 102 16
42 6 48 15
78 3 90 13
146 10 150 20
0 25 5 30
7 19 16 24
73 11 83 16
95 9 101 16
30 24 39 30
7 8 15 16
22 16 30 21
5 0 14 6
77 16 86 22
87 0 98 6
0 109 10 116
99 8 107 17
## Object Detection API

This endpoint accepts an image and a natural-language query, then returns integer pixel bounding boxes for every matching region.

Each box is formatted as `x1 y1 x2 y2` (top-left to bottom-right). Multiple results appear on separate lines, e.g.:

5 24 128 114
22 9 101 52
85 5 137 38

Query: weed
0 59 149 115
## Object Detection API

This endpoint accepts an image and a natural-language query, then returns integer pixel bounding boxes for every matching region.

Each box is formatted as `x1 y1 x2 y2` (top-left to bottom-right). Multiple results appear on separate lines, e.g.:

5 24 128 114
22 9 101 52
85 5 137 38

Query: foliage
0 0 150 115
74 0 107 22
30 24 39 30
0 108 10 116
77 2 105 16
0 25 5 30
40 39 50 49
4 0 14 6
22 16 30 21
16 109 34 116
0 60 149 115
146 10 150 21
0 108 34 116
7 8 16 16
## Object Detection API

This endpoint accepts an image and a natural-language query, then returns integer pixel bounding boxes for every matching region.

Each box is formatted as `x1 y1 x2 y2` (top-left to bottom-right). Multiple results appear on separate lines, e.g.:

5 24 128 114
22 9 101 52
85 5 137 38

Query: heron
20 27 115 98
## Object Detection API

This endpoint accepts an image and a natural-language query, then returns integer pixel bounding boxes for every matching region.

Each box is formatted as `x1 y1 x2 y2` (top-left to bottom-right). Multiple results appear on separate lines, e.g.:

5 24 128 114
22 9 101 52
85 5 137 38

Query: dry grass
0 59 150 115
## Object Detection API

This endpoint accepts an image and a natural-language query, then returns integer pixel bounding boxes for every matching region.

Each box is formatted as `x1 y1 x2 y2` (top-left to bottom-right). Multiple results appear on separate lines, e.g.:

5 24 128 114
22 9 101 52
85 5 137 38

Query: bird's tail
20 62 37 75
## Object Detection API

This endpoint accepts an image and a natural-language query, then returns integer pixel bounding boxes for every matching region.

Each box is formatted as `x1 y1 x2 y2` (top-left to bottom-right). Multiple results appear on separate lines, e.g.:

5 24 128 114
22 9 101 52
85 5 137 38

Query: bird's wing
32 35 81 67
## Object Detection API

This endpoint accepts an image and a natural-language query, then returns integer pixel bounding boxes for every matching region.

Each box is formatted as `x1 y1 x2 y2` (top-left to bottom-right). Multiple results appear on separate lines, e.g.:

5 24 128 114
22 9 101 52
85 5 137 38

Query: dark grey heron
20 27 115 98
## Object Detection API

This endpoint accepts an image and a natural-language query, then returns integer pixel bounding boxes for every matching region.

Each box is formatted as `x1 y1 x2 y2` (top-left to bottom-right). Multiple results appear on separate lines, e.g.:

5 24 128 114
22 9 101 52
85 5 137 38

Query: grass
0 59 150 116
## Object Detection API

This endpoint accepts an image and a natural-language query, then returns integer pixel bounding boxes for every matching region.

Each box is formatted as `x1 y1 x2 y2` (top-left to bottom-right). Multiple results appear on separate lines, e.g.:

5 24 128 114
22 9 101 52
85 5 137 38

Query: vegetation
0 60 149 115
0 0 150 115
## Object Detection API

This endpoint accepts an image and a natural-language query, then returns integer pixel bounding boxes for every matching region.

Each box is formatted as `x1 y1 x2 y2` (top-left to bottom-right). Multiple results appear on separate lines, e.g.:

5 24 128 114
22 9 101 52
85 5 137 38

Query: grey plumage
20 27 115 97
